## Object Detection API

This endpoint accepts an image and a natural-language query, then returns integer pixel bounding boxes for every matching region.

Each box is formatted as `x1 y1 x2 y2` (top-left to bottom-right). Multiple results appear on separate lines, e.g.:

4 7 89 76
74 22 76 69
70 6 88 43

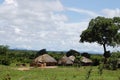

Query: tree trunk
103 43 107 64
103 43 106 54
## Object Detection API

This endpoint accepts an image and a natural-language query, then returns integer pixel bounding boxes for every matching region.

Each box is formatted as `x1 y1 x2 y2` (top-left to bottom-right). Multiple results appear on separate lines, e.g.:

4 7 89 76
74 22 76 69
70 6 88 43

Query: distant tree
0 45 11 65
0 45 9 55
80 16 120 63
35 49 47 57
48 52 64 61
81 52 90 58
66 49 80 57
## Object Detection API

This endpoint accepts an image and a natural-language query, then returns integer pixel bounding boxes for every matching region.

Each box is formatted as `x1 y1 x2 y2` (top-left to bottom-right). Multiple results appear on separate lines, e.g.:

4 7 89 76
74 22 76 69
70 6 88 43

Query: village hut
81 57 93 66
33 54 57 67
58 56 73 66
69 55 75 62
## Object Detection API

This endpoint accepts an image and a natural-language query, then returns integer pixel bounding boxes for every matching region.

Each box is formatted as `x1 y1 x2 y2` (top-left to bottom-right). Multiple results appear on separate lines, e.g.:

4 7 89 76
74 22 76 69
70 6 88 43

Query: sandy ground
17 66 57 71
40 66 57 68
17 67 30 71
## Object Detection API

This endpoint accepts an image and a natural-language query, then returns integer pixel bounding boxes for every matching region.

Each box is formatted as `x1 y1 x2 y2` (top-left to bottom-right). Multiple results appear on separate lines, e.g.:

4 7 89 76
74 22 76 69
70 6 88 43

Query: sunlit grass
0 65 120 80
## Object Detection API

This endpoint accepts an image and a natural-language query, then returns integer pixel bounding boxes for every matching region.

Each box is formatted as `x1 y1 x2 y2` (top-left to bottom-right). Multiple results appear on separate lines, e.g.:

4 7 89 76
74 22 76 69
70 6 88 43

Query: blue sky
0 0 120 53
0 0 4 3
61 0 120 10
61 0 120 22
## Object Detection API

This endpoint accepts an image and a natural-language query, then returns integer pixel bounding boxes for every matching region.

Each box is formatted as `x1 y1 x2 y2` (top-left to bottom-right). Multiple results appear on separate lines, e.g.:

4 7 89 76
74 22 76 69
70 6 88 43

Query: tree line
0 45 120 70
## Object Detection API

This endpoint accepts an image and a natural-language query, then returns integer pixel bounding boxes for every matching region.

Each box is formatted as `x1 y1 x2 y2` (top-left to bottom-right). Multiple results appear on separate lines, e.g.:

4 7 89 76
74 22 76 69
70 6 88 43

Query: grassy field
0 65 120 80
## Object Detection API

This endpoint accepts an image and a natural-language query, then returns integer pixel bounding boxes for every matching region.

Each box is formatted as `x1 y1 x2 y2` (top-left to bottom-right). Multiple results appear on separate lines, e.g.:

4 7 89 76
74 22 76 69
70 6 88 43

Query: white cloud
14 27 22 34
67 7 100 17
0 31 5 34
0 0 68 50
102 8 120 18
0 0 119 53
4 0 18 6
16 0 64 12
51 13 68 22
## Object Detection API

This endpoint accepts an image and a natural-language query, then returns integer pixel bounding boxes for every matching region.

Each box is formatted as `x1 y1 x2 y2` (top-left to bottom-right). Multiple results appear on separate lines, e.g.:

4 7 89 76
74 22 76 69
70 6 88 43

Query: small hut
33 54 57 67
58 56 73 66
69 55 75 62
81 57 93 66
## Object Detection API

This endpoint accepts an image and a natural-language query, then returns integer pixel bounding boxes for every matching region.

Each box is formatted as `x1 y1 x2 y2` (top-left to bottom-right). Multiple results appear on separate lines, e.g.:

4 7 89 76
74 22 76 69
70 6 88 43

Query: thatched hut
58 56 73 66
69 55 75 62
33 54 57 67
81 57 93 66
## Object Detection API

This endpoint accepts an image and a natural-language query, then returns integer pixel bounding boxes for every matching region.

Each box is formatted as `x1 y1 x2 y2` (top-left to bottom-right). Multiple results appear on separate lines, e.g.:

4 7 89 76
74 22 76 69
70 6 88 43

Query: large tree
80 16 120 63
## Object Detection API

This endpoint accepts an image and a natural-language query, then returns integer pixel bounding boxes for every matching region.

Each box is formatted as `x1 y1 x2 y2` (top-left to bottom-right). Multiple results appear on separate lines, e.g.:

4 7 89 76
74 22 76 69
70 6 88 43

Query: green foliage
81 52 90 58
111 51 120 58
48 52 64 61
80 16 120 46
2 74 11 80
0 45 9 55
66 49 80 57
0 58 11 66
0 46 37 65
0 45 11 65
74 56 81 67
106 52 120 70
118 76 120 80
35 49 47 57
101 52 120 70
98 63 104 76
85 68 92 80
10 50 36 63
107 58 118 70
80 16 120 63
91 54 103 66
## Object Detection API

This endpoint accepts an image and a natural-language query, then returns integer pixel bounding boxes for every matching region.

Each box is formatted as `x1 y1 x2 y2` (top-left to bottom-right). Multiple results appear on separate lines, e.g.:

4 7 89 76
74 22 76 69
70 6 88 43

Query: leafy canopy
80 16 120 47
66 49 80 57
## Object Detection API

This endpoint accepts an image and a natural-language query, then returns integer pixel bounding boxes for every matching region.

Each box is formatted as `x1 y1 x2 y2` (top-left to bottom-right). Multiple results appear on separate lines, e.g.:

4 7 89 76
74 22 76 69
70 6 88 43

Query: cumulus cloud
0 0 66 49
4 0 18 6
0 0 119 53
1 0 84 51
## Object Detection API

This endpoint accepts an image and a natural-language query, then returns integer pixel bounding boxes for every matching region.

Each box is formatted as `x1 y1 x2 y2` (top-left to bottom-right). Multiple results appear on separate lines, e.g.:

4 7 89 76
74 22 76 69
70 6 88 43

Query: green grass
0 65 120 80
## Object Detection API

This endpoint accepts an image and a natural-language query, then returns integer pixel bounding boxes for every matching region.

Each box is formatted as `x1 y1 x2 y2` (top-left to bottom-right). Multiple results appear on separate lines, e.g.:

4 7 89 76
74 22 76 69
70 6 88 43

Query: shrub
1 59 11 66
107 58 118 70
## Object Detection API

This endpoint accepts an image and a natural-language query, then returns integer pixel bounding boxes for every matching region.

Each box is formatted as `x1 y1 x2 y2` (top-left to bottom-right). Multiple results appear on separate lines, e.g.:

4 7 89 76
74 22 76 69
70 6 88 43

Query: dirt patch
17 66 57 71
40 66 57 68
17 67 30 71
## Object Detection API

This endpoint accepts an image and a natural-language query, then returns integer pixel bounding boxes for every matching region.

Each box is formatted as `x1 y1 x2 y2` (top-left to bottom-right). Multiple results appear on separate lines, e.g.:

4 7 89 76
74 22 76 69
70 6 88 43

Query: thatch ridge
34 54 57 63
81 57 92 63
68 55 75 62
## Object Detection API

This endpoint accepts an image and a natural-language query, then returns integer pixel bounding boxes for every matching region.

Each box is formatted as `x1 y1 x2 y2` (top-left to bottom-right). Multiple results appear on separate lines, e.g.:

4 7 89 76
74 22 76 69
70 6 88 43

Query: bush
91 55 103 66
103 58 118 70
105 52 120 70
107 58 118 70
1 59 11 66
